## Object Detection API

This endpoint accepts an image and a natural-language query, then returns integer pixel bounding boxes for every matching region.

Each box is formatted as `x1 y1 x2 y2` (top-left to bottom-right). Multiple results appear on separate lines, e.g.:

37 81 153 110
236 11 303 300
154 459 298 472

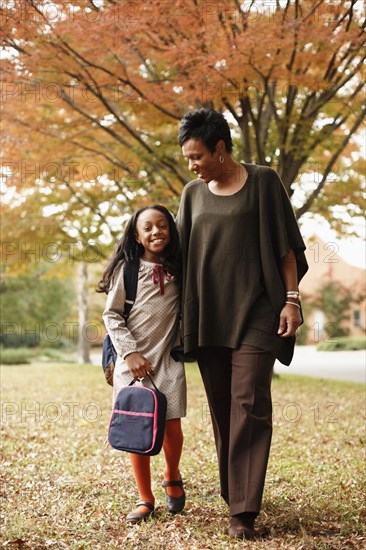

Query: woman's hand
277 303 302 337
125 352 154 379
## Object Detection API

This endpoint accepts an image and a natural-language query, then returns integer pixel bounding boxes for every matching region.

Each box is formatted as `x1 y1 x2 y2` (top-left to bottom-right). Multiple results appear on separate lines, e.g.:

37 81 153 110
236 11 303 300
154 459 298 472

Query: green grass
1 362 365 549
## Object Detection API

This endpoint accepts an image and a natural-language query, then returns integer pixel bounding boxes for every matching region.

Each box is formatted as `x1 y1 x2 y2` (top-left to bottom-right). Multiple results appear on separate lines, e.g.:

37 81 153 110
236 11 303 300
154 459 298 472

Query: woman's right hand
125 352 154 379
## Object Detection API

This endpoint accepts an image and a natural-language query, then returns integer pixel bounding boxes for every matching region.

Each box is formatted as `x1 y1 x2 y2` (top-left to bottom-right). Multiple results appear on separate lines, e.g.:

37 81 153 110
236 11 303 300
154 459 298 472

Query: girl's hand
277 303 302 338
125 352 154 379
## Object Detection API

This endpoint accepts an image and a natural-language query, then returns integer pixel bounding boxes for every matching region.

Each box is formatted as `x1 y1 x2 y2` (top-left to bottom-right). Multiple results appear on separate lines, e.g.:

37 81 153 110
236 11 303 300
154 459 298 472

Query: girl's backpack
102 261 138 386
102 260 196 386
108 373 167 456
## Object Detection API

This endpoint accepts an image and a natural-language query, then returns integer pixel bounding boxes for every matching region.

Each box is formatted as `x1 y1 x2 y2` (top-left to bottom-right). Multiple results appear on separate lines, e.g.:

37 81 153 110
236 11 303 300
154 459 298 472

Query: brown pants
197 344 275 516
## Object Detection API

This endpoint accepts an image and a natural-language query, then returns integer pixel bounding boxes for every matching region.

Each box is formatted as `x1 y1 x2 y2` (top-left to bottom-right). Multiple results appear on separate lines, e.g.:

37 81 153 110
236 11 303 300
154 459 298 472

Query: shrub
39 337 74 350
313 281 352 339
317 336 366 351
295 323 309 346
0 332 40 348
0 347 33 364
35 347 75 363
0 332 75 350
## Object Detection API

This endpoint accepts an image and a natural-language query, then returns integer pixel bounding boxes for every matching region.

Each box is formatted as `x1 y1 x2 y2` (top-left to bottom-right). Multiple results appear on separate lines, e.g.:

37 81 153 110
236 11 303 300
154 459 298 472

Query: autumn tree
1 0 365 361
1 0 365 230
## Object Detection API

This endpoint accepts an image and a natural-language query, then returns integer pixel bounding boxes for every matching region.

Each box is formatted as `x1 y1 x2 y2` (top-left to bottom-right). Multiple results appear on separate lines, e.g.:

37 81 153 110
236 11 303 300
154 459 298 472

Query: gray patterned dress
103 259 187 419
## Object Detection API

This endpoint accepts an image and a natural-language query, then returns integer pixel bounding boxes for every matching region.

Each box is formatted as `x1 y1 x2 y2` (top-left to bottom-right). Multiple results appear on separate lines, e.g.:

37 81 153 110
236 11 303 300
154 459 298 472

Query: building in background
300 237 365 344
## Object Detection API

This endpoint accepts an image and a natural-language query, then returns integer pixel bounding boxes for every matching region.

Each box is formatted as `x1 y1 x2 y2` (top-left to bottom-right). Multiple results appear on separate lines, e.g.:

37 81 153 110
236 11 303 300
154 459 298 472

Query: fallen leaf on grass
3 539 28 548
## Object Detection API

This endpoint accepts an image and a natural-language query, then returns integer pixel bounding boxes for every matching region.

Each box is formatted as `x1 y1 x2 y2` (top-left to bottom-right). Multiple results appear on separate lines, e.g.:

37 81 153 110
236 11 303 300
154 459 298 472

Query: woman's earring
219 155 225 164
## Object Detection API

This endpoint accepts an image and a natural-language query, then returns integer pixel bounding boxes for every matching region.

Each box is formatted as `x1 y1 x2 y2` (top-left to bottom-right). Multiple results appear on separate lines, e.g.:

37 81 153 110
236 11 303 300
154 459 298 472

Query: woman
176 108 308 540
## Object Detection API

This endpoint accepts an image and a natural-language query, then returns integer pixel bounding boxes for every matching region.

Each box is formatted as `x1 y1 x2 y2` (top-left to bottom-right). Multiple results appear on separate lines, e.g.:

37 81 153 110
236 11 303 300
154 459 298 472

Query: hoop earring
219 155 225 164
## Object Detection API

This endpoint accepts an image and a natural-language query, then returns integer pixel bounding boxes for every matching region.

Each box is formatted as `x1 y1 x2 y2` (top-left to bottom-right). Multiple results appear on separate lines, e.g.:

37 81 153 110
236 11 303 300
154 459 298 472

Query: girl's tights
129 418 184 513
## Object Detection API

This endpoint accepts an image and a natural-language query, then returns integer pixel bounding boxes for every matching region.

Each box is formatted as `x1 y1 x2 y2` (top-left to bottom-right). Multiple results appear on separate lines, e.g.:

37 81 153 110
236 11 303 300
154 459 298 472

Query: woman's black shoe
228 513 256 539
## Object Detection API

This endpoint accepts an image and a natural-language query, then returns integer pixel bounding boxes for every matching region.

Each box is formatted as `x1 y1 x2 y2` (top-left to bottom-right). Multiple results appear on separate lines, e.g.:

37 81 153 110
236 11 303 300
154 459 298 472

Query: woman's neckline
205 163 251 197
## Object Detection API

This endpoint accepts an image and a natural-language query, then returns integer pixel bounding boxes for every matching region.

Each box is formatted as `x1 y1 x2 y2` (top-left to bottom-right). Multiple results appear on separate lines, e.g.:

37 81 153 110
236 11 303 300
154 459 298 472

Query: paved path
274 345 365 384
91 346 365 384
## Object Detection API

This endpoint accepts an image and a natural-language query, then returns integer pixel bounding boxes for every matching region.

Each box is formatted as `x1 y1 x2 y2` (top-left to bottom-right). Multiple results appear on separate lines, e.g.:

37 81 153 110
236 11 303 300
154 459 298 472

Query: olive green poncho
176 163 308 366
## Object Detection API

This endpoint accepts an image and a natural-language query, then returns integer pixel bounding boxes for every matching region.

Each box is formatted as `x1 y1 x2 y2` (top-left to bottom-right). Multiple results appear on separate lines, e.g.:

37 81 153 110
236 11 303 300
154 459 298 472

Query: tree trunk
78 261 91 364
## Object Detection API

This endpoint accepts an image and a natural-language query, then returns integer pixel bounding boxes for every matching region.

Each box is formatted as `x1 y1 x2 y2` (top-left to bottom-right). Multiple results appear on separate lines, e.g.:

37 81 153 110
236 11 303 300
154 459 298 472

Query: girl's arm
103 265 154 379
278 249 302 338
103 265 138 356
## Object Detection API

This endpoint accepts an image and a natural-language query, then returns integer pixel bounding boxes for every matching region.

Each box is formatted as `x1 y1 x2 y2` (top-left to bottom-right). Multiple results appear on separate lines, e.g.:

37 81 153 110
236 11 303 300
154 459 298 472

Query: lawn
1 362 365 549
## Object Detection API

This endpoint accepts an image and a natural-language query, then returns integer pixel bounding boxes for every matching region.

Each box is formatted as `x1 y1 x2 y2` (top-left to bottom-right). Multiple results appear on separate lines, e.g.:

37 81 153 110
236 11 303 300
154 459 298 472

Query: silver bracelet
285 300 301 309
286 290 301 299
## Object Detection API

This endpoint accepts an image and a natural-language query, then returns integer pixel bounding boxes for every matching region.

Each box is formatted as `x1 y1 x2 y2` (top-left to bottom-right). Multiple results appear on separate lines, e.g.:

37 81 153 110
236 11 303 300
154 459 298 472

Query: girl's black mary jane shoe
126 501 155 524
162 477 186 514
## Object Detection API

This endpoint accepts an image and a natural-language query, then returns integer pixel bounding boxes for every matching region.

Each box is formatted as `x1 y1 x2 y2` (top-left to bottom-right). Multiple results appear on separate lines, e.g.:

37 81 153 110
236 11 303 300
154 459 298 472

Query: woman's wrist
285 300 301 309
284 290 301 309
286 290 301 300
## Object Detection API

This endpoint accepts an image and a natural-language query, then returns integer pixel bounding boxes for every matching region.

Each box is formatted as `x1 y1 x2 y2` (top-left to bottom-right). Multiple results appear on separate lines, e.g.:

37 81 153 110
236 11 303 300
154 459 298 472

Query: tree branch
302 0 325 23
51 36 181 121
296 106 366 218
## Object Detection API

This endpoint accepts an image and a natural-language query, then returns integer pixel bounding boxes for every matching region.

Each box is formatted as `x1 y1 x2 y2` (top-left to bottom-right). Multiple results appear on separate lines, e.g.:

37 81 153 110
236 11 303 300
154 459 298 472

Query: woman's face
181 138 223 183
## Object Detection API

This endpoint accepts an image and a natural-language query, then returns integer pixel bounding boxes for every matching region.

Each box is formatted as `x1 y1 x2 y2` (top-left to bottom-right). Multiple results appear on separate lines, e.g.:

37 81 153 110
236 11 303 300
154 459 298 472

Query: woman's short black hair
178 108 233 153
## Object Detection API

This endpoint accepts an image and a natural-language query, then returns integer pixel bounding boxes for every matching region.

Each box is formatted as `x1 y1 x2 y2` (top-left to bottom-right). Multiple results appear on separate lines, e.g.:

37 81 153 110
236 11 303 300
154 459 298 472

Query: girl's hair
96 205 181 294
178 108 233 153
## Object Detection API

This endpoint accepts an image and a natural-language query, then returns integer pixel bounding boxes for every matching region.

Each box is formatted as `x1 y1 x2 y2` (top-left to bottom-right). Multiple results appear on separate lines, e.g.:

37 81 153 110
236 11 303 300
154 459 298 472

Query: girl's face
135 208 170 263
181 137 224 184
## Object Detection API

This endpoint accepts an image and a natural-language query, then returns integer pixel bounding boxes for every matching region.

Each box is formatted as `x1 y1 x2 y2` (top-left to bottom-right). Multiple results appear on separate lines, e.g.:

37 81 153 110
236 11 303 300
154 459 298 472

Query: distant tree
1 198 103 362
313 280 353 338
0 262 76 348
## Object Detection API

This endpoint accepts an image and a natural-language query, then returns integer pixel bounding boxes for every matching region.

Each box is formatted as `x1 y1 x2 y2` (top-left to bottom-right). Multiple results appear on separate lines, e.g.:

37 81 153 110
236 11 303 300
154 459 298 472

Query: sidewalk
274 345 365 384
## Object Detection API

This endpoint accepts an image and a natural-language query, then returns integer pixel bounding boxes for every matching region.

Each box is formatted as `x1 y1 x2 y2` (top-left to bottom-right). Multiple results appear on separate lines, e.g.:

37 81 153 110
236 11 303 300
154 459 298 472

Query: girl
98 205 186 524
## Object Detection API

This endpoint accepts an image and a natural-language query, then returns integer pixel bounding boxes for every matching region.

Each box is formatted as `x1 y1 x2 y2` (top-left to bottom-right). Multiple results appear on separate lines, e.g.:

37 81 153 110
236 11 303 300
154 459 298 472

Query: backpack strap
122 260 139 323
